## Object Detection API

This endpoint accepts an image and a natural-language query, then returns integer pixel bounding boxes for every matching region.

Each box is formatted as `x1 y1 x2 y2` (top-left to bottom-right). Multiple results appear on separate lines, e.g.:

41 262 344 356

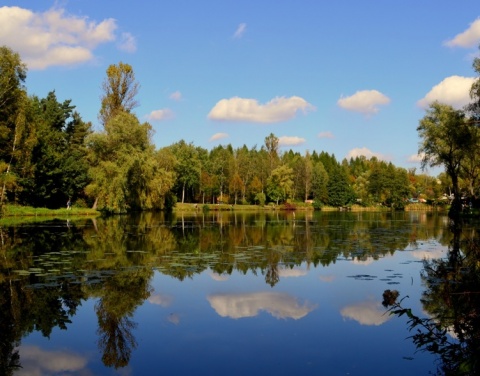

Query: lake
0 210 464 375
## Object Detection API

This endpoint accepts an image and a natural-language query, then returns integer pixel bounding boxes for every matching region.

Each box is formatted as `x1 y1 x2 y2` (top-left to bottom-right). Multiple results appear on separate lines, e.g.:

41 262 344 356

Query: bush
255 192 266 206
283 202 296 210
312 199 323 211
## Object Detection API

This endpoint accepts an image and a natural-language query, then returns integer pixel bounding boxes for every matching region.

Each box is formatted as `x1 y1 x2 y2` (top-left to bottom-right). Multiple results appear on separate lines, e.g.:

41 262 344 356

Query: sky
1 1 479 175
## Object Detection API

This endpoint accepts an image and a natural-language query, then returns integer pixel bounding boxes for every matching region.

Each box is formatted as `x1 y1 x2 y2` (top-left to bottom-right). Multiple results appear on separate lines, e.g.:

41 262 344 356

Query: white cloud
408 153 424 163
277 267 307 277
118 32 136 53
318 131 334 139
210 272 229 281
337 90 390 114
169 90 182 101
417 75 475 109
148 293 173 307
207 291 317 320
147 108 174 121
279 136 306 147
351 258 375 266
445 18 480 48
345 147 388 161
341 301 391 326
208 96 315 123
411 249 446 260
167 313 180 325
233 23 247 39
19 346 88 374
319 275 335 282
0 6 118 69
209 132 229 142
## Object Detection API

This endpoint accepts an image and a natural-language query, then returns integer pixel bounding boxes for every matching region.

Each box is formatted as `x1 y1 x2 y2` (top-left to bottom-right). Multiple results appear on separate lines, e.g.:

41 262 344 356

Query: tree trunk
92 197 98 210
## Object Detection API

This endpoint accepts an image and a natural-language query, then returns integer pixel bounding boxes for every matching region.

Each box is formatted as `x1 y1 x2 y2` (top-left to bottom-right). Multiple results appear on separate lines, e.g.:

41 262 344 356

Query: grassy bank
1 204 100 222
173 202 448 212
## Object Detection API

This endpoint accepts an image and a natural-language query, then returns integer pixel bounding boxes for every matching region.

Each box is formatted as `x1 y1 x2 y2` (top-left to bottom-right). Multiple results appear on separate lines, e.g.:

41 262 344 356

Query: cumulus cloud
279 136 306 147
19 346 88 374
0 6 118 69
117 32 137 53
318 131 334 139
169 91 182 101
345 147 388 161
417 75 475 109
208 96 315 123
340 301 391 326
207 291 317 320
445 18 480 48
233 23 247 39
408 153 425 163
209 132 229 142
147 108 174 121
337 90 390 115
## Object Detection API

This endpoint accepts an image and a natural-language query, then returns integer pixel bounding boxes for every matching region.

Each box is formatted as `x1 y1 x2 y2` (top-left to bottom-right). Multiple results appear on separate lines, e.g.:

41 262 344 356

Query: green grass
1 204 100 219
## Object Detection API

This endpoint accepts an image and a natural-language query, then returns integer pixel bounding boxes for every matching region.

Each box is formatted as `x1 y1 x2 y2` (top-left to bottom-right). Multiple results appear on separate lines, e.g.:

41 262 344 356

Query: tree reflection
93 269 152 369
0 211 455 371
384 218 480 375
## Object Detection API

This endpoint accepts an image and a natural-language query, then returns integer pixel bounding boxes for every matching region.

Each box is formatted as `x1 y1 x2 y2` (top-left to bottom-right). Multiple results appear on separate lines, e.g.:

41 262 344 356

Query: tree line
1 44 480 213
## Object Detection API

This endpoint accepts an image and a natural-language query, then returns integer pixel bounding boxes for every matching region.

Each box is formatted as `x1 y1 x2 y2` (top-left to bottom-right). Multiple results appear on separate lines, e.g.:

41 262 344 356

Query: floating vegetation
347 274 377 280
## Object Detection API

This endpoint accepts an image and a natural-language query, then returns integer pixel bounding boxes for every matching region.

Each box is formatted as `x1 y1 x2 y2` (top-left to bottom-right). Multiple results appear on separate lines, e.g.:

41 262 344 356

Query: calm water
1 211 455 375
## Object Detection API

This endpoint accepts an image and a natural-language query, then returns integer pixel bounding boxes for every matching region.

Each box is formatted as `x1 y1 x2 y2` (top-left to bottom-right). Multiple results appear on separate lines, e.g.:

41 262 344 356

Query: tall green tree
326 165 355 207
87 112 173 212
266 165 294 205
16 92 91 208
418 102 473 216
264 133 280 173
311 161 329 203
0 46 28 208
169 140 201 203
99 62 139 126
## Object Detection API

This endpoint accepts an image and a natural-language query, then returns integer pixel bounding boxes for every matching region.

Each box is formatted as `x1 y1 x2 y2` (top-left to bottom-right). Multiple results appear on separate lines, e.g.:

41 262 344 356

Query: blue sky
1 1 479 175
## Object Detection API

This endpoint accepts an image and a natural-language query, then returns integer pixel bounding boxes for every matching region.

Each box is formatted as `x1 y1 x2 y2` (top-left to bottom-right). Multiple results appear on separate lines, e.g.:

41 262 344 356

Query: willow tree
99 62 139 125
87 112 174 212
418 102 473 217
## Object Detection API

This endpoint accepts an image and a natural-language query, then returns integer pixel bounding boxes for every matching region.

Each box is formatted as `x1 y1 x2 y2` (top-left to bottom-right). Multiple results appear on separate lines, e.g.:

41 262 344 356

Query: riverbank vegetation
2 45 480 216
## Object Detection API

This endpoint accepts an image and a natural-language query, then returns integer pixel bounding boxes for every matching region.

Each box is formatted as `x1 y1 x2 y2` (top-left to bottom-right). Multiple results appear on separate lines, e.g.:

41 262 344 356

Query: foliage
99 62 139 125
418 102 474 217
5 44 480 213
384 217 480 375
87 112 174 212
266 165 294 205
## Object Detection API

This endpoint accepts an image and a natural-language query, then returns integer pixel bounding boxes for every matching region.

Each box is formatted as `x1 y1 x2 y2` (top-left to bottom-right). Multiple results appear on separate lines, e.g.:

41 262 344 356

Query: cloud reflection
210 272 229 281
341 301 391 326
319 275 335 282
208 292 316 320
277 267 307 277
148 293 173 307
411 249 446 260
16 345 90 375
167 313 181 325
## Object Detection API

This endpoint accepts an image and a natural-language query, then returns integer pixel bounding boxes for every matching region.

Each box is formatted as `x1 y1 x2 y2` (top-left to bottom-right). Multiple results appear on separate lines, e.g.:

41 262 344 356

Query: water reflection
384 217 480 375
341 300 391 326
207 292 316 319
17 346 88 375
0 211 454 373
